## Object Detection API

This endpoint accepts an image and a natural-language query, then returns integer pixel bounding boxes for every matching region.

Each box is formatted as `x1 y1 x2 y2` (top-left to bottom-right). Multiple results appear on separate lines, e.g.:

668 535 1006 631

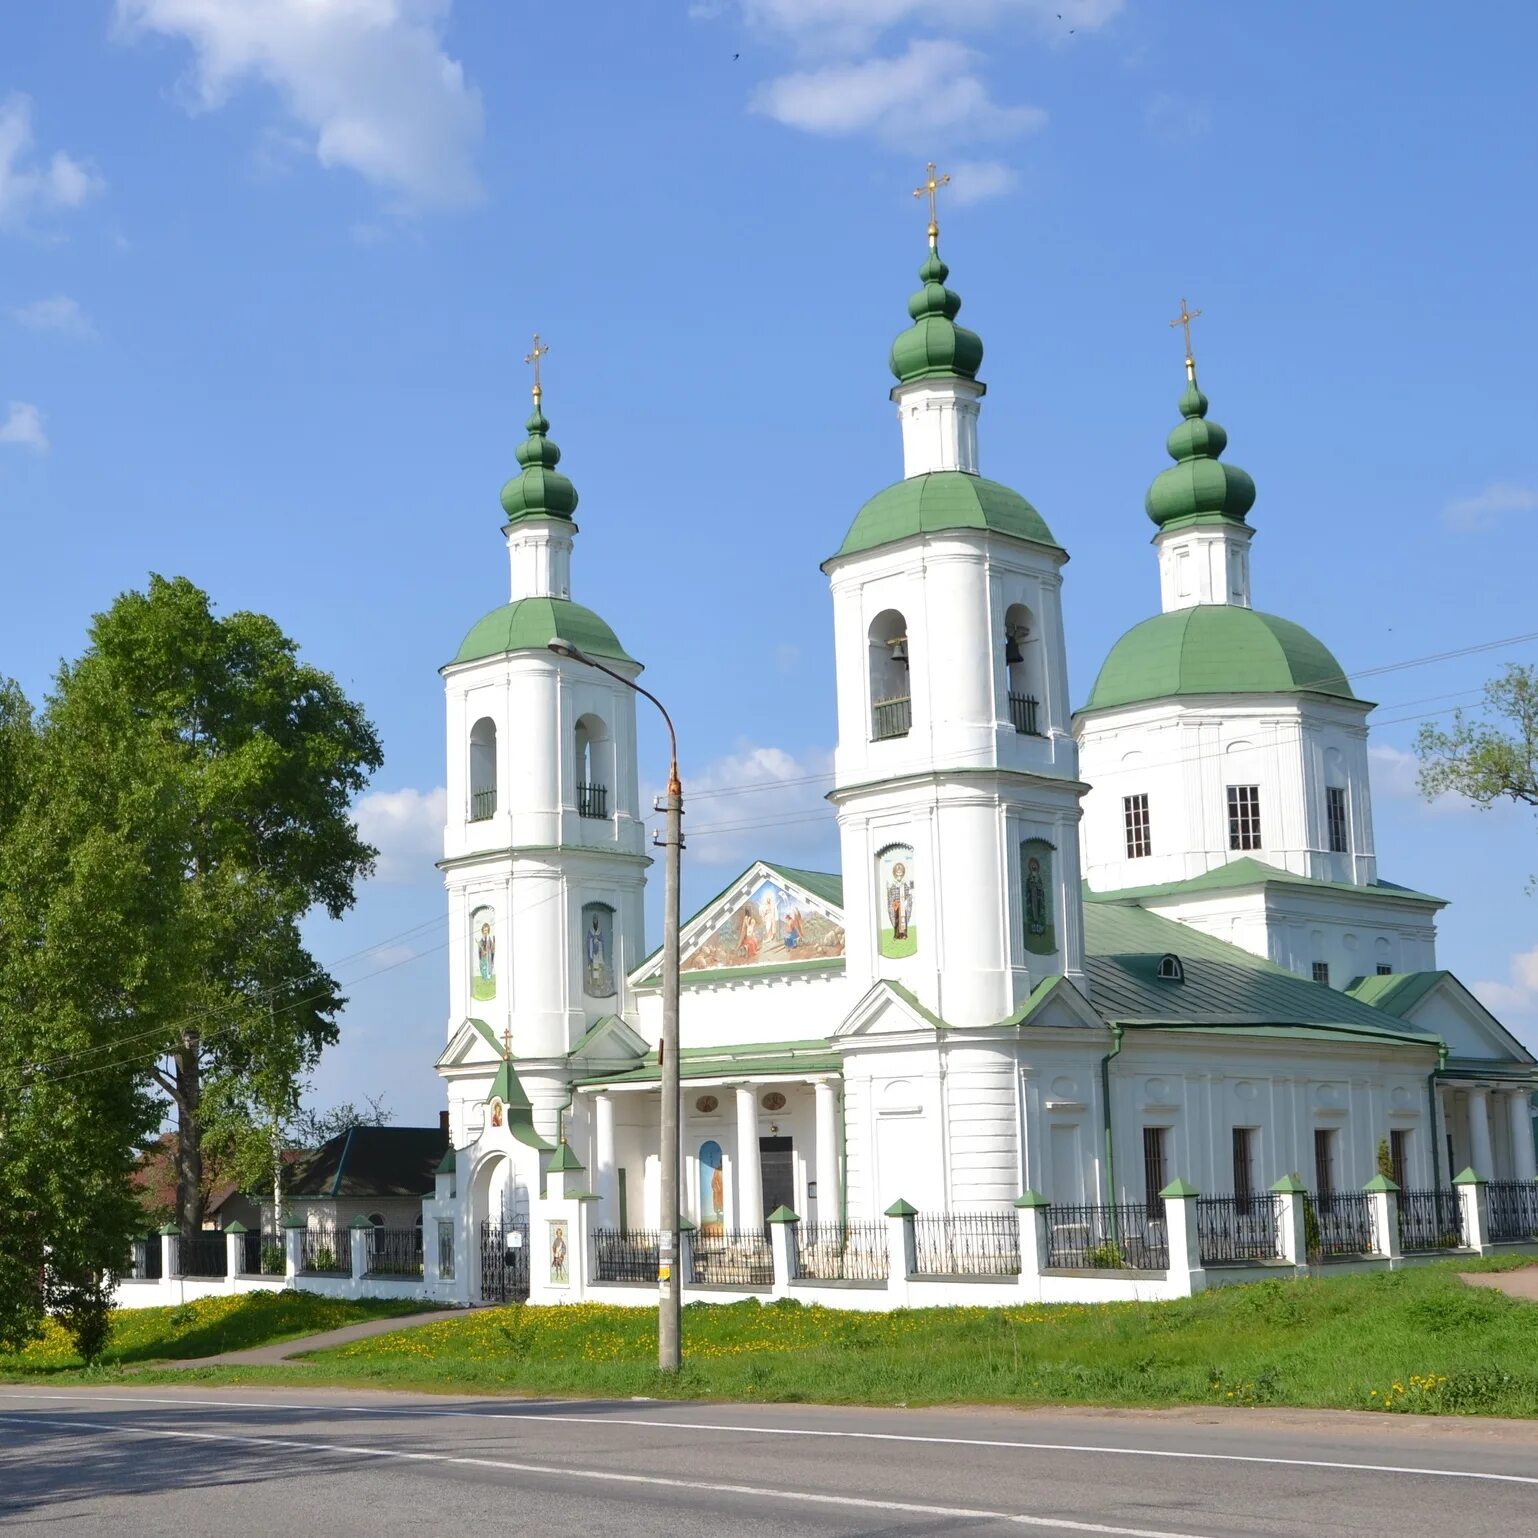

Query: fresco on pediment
681 876 844 972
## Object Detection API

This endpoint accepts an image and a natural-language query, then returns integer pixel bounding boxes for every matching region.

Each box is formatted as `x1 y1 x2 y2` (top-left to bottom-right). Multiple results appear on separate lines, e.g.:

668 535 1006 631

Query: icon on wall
877 843 917 959
582 903 616 998
1022 839 1056 956
471 906 496 1001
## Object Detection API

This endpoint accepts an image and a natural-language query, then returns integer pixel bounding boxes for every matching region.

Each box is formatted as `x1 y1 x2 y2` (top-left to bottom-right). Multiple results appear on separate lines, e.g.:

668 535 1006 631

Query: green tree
1417 664 1538 812
43 575 383 1235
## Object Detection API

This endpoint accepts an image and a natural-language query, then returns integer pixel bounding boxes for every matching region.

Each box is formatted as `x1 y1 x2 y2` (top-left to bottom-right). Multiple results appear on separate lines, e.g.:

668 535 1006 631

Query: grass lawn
0 1291 437 1375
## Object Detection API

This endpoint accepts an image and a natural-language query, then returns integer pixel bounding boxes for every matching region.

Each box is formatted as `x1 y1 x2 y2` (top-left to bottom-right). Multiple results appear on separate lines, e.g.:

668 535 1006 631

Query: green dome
1145 378 1256 528
450 597 634 668
1083 605 1356 712
828 471 1059 563
890 249 984 385
500 404 579 523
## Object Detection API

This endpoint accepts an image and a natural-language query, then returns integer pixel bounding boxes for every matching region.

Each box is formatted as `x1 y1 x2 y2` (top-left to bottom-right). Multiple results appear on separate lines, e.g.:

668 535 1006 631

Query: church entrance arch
471 1150 529 1303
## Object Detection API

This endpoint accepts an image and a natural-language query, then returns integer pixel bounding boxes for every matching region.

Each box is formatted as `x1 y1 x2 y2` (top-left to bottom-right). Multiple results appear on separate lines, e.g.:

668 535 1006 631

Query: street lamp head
547 637 580 661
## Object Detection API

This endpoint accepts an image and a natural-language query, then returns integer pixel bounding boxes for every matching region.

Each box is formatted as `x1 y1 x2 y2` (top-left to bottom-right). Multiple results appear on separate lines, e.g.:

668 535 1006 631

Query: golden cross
913 161 950 248
1169 298 1201 380
501 1026 513 1060
524 333 550 402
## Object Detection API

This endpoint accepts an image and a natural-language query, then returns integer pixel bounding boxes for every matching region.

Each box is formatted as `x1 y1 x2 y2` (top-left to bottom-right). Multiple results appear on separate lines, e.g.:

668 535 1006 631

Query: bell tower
823 172 1087 1028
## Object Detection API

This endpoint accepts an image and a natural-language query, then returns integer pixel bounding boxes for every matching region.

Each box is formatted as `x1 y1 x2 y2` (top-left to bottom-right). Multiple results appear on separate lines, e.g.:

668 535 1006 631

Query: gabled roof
1344 970 1451 1017
1084 857 1445 909
1083 902 1440 1048
286 1125 448 1201
1345 970 1537 1070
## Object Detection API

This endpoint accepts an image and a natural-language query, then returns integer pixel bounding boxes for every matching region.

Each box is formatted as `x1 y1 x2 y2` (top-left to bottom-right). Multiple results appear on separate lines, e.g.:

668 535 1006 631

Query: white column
736 1084 763 1230
1508 1089 1537 1181
1468 1087 1495 1178
814 1080 841 1225
594 1092 617 1227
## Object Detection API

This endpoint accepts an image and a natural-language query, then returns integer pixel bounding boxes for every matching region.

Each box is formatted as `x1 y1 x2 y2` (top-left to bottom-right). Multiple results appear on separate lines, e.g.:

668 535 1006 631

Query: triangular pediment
1389 974 1537 1066
569 1013 649 1065
633 860 845 985
1016 975 1106 1031
835 981 945 1039
435 1016 503 1072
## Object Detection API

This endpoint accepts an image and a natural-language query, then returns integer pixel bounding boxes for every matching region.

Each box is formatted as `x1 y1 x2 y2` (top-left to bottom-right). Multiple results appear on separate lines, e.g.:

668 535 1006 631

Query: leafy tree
42 575 383 1235
1417 664 1538 812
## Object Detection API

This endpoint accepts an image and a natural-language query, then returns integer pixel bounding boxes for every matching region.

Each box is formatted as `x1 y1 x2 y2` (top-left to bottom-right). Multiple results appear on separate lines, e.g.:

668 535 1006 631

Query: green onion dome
500 404 579 523
1145 378 1256 528
450 596 634 668
889 248 984 385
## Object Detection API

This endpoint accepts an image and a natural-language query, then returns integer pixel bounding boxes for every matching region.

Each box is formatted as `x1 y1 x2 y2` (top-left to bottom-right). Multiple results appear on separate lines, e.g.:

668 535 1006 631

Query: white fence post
768 1205 798 1293
1159 1179 1205 1296
159 1225 179 1282
884 1199 916 1307
1364 1174 1402 1263
1270 1175 1310 1276
224 1223 246 1281
1455 1167 1493 1253
350 1217 372 1283
1014 1191 1048 1300
283 1215 305 1282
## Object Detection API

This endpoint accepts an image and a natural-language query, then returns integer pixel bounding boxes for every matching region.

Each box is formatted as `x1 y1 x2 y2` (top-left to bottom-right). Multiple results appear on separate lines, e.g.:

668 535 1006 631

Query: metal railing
469 786 496 821
1487 1180 1538 1243
577 781 608 819
437 1218 455 1280
1306 1192 1376 1260
871 696 912 740
136 1238 163 1280
1397 1188 1468 1252
238 1229 263 1274
594 1228 661 1283
913 1212 1022 1277
298 1229 351 1274
794 1221 889 1282
1044 1203 1170 1270
177 1231 228 1278
1195 1195 1283 1264
1008 692 1041 736
690 1227 773 1287
367 1226 424 1277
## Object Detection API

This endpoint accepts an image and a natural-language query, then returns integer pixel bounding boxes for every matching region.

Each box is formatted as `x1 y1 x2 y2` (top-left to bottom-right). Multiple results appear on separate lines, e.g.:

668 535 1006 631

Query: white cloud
355 784 446 881
0 95 105 232
115 0 484 210
1442 482 1538 533
1368 743 1479 816
753 38 1045 145
0 402 49 453
12 295 95 337
665 742 836 868
947 157 1018 204
742 0 1123 56
1473 943 1538 1021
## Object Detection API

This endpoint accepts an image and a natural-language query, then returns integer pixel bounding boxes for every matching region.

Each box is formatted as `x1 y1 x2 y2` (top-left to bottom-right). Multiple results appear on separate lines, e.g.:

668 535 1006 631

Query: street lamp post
549 637 682 1372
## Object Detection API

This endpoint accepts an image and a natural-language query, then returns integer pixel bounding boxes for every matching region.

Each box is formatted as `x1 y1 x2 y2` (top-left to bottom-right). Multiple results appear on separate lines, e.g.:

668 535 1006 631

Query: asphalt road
2 1386 1536 1536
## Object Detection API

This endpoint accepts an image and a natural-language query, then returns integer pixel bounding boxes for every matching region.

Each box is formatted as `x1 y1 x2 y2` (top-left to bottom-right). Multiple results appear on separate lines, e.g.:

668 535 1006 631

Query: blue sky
3 1 1537 1123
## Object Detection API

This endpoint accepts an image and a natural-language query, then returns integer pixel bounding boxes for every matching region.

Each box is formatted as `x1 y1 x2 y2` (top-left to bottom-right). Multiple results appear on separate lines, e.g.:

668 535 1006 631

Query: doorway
759 1136 794 1219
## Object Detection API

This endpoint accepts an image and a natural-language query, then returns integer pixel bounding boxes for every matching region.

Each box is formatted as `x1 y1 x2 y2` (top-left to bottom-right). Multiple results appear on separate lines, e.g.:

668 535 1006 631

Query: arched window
366 1212 385 1228
574 713 611 819
1004 603 1044 736
869 610 911 740
469 717 497 821
1157 953 1184 982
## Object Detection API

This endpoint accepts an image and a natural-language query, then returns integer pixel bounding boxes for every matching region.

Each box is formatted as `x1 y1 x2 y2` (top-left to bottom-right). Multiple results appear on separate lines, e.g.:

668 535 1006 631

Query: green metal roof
829 472 1060 564
500 402 578 523
1084 857 1445 909
450 595 635 669
1343 970 1452 1017
1082 604 1358 713
576 1038 840 1087
889 246 984 385
1145 376 1256 529
1082 902 1439 1047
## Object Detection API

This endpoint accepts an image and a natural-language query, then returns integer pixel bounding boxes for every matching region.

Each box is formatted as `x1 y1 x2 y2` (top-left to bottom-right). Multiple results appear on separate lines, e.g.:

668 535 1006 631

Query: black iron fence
871 696 912 740
794 1221 889 1282
594 1228 661 1283
1306 1192 1376 1260
298 1229 352 1274
690 1227 773 1287
239 1228 264 1275
1487 1180 1538 1243
137 1237 163 1280
913 1212 1022 1276
1195 1195 1283 1264
1008 692 1042 736
367 1226 424 1278
177 1232 228 1278
1396 1188 1467 1252
1044 1203 1170 1270
480 1218 530 1302
437 1219 455 1280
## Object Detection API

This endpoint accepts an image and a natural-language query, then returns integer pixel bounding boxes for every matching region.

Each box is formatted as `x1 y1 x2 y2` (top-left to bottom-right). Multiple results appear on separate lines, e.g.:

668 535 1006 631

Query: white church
431 202 1537 1294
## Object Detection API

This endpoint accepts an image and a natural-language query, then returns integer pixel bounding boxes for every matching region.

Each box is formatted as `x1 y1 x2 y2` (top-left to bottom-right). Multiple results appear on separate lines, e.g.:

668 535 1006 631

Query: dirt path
156 1308 455 1368
1460 1269 1538 1301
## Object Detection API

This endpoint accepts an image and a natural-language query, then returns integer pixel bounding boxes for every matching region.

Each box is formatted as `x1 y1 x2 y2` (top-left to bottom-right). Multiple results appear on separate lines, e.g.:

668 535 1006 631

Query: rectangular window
1390 1129 1410 1191
1123 793 1152 859
1376 964 1393 976
1326 785 1349 853
1143 1126 1169 1218
1311 960 1330 986
1232 1127 1256 1212
1227 784 1262 850
1314 1128 1336 1205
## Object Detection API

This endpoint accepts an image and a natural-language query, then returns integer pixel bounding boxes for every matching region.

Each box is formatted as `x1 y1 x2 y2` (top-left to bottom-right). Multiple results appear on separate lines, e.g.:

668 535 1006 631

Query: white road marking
2 1388 1535 1488
0 1413 1210 1538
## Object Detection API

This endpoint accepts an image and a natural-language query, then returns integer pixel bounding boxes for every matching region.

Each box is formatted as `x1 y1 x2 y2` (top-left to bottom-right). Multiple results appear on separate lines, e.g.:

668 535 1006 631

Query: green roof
1082 902 1439 1047
450 596 634 668
829 472 1059 564
1145 377 1256 529
1343 970 1452 1017
1082 604 1358 713
577 1038 840 1087
889 246 984 385
1084 857 1445 909
500 401 578 523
